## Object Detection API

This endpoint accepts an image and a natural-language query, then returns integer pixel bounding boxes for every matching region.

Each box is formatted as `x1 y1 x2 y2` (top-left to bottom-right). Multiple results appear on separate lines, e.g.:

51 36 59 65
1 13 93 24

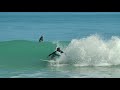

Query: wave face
1 34 120 68
0 40 68 68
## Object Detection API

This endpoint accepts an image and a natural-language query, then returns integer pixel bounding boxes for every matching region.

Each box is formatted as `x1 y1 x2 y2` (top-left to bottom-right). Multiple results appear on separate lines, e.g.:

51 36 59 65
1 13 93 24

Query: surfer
47 47 64 60
39 35 43 42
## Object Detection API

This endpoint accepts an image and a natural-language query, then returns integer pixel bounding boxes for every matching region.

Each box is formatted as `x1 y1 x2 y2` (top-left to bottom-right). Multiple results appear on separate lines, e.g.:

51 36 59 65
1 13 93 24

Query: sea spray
58 34 120 66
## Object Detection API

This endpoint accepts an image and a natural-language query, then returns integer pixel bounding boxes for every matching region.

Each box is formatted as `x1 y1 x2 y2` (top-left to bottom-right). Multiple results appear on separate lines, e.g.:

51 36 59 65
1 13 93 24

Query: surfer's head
56 47 61 51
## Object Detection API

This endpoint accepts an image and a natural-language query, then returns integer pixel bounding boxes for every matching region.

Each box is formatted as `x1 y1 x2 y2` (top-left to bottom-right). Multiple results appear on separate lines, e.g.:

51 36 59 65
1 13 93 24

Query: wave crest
57 34 120 66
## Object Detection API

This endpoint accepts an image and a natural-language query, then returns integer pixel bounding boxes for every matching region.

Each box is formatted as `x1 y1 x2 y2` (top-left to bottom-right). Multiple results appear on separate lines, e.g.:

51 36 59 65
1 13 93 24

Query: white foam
57 34 120 66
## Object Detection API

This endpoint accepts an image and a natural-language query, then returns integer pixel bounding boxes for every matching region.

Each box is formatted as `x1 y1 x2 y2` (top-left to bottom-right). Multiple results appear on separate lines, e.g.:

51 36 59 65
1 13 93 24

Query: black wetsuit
39 36 43 42
48 50 64 59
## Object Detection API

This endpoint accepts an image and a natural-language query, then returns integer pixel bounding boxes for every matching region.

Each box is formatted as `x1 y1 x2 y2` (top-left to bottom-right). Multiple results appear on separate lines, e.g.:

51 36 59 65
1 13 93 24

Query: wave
1 34 120 68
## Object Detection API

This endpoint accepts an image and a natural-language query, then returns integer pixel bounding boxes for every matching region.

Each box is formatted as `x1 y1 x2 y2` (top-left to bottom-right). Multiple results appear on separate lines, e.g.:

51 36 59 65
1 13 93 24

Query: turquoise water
1 12 120 78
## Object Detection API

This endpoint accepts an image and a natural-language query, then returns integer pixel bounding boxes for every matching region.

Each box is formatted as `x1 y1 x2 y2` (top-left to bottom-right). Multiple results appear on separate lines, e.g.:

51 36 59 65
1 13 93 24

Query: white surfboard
41 59 56 62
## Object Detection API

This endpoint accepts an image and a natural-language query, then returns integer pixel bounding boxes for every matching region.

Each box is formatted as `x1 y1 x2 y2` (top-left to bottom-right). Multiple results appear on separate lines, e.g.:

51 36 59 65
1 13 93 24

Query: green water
0 40 69 69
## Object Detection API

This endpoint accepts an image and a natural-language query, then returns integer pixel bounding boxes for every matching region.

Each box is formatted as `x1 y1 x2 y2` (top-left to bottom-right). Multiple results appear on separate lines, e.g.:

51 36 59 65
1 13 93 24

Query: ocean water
1 12 120 78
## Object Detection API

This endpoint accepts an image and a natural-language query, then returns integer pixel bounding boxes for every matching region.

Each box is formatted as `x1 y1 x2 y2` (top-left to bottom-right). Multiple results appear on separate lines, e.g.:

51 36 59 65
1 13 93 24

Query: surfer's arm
48 53 52 56
60 51 64 53
48 51 56 57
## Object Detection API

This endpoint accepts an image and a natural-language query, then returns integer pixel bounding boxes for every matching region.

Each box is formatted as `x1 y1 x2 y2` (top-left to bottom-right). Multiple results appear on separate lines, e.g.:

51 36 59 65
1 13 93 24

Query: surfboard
41 59 56 62
42 60 50 62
